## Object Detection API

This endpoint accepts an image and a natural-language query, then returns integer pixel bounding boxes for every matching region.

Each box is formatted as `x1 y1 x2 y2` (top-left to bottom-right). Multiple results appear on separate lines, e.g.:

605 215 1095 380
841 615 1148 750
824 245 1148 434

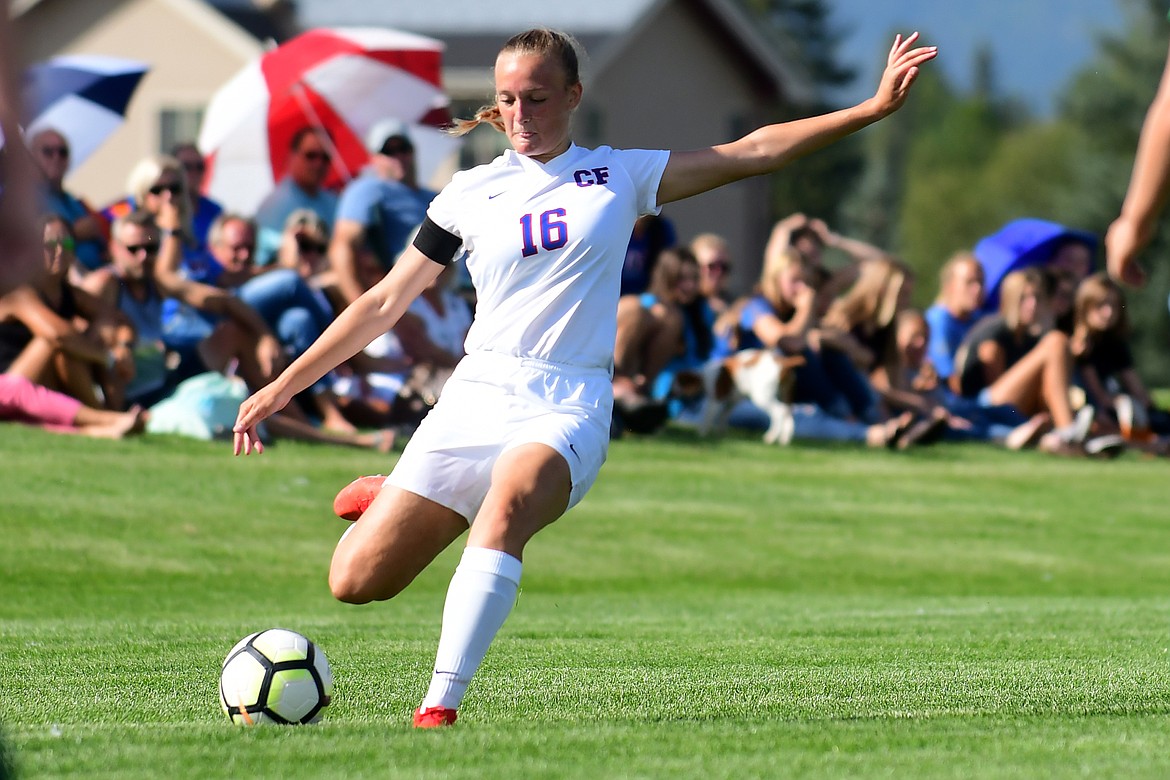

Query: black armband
413 217 462 266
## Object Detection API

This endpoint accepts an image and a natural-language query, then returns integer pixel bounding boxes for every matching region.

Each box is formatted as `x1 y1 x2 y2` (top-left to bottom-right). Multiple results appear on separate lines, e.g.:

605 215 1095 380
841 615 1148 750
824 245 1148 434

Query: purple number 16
520 208 568 257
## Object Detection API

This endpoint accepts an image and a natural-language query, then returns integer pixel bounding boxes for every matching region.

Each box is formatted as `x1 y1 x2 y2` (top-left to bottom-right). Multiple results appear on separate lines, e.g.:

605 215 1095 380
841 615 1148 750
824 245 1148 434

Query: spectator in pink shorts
0 373 144 438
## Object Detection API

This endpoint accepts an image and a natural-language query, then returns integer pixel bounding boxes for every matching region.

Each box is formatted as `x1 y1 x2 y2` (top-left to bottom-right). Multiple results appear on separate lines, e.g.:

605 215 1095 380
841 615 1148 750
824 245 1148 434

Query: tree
740 0 865 229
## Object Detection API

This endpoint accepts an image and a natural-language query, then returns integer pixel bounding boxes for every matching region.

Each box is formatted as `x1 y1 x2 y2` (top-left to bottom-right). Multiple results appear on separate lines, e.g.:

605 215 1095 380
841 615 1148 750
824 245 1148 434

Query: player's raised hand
871 32 937 118
233 383 290 456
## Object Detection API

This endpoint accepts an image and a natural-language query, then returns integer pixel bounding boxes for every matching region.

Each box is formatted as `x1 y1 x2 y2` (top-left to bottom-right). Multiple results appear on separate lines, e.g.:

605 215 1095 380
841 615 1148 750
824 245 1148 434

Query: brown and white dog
677 350 805 445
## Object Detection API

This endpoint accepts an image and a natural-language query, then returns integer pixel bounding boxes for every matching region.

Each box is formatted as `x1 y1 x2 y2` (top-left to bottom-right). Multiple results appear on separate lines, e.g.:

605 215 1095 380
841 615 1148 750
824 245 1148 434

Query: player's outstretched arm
232 246 444 455
1107 41 1170 288
657 32 937 205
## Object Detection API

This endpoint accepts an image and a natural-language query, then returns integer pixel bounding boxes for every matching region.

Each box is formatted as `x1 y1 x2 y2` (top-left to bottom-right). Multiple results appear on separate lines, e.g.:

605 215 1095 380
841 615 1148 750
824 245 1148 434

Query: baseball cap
365 119 413 155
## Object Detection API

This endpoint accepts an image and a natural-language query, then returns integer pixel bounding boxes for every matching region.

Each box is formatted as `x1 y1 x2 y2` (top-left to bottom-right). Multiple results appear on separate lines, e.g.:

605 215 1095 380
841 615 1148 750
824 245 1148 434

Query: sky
827 0 1131 116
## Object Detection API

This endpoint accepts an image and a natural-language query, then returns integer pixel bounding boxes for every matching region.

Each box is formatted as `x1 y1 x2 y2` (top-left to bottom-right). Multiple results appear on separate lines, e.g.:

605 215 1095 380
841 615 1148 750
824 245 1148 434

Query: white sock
421 547 522 710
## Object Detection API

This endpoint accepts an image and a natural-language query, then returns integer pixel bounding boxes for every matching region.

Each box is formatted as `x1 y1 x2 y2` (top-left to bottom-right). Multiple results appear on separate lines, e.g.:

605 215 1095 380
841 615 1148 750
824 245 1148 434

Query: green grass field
4 423 1170 779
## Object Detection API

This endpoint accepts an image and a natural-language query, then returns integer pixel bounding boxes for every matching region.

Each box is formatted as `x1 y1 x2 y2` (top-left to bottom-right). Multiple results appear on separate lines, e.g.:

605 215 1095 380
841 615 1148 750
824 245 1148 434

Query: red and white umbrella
198 27 460 214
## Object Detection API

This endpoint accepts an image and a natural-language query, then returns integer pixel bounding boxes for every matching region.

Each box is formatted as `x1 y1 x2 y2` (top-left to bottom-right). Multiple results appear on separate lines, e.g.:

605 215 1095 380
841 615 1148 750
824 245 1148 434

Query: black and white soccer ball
219 628 333 725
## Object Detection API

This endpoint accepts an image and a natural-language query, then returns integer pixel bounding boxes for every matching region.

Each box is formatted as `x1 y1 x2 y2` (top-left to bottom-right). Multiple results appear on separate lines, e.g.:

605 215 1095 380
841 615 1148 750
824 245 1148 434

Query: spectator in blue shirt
329 120 437 305
924 251 984 383
171 142 223 255
254 127 339 266
29 128 107 273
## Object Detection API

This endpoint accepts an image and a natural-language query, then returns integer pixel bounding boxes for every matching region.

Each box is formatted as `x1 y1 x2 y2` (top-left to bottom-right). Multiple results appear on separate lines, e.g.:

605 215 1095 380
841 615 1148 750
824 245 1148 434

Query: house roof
13 0 268 60
294 0 815 104
206 0 295 44
295 0 658 35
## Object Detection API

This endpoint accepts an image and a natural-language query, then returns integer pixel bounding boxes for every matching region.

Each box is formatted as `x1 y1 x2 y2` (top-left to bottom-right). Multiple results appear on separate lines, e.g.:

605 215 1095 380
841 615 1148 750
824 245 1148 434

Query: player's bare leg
416 443 572 727
328 487 467 604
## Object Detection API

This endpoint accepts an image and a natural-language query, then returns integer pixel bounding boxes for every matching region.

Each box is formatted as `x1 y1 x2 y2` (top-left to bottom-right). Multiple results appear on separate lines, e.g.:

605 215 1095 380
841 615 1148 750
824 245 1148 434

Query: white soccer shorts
385 351 613 522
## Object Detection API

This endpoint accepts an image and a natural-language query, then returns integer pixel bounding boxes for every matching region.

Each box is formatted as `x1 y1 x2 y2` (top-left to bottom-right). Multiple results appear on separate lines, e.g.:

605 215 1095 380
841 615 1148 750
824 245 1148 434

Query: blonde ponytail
447 104 505 137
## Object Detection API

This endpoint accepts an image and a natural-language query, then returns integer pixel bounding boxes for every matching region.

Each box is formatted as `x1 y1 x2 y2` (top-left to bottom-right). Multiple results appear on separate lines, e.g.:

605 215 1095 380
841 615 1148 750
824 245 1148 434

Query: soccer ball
219 628 333 725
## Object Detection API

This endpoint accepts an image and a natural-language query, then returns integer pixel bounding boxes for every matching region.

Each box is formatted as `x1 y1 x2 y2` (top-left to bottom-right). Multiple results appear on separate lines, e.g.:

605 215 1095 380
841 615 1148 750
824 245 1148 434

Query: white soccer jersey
426 143 669 371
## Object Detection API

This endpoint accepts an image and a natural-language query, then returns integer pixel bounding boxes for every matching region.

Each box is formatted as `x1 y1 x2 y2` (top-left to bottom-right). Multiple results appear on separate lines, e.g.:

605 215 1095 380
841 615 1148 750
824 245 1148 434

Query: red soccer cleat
332 475 386 521
413 706 457 728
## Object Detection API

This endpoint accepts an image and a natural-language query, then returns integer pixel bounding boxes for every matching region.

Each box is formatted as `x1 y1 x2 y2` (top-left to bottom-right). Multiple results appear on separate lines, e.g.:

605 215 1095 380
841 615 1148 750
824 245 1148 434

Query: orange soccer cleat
332 475 386 521
413 705 458 728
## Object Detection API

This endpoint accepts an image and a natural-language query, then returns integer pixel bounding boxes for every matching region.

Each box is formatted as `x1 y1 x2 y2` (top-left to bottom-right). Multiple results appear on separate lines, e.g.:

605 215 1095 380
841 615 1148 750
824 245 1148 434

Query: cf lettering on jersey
573 167 610 187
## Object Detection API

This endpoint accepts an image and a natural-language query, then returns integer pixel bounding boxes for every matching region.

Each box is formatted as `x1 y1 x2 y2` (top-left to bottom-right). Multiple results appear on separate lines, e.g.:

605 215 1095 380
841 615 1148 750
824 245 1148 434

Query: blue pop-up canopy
973 218 1097 313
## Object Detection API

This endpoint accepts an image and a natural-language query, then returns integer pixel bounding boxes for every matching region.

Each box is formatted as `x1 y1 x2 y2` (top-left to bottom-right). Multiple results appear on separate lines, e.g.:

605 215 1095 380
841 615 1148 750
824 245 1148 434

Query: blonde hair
998 267 1047 333
935 251 982 303
448 28 584 137
647 247 698 302
758 246 809 311
825 256 911 332
1074 271 1128 338
690 232 729 259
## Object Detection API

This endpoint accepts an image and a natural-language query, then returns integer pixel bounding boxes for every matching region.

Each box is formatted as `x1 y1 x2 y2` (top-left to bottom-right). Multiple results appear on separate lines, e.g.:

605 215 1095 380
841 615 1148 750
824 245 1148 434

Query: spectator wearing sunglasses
689 232 734 315
27 127 108 273
0 214 130 409
274 209 342 312
329 119 438 305
254 127 340 267
82 208 285 407
103 155 201 272
171 142 224 254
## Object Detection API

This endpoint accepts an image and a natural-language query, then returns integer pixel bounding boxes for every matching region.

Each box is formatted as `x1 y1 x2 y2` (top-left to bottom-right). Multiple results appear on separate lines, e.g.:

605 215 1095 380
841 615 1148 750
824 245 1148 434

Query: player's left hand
872 32 938 118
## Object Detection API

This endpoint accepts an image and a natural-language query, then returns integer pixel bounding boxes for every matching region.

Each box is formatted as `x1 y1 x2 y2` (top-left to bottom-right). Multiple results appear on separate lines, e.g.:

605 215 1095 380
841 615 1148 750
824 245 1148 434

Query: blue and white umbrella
23 54 149 172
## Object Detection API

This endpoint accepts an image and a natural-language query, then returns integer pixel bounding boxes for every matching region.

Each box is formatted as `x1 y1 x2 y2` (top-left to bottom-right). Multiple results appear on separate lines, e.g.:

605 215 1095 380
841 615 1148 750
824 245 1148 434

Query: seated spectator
873 308 1046 448
800 255 913 424
620 213 676 296
1071 272 1170 449
274 209 345 314
84 209 389 449
255 127 339 266
726 245 871 422
613 247 712 431
103 154 202 269
690 233 734 315
28 127 107 274
164 209 359 433
329 121 436 305
171 141 223 253
950 268 1116 456
332 262 471 430
82 209 281 401
819 255 912 375
764 212 886 315
0 373 144 439
925 251 985 385
0 215 130 409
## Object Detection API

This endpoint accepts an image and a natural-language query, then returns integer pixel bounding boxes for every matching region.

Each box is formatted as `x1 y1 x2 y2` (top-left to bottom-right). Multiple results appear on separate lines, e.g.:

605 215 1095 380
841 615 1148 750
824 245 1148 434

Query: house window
158 107 205 154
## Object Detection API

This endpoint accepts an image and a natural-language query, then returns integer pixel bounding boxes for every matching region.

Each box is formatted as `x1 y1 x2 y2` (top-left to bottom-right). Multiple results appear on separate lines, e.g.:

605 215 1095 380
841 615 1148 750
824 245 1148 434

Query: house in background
12 0 816 287
11 0 294 207
295 0 815 291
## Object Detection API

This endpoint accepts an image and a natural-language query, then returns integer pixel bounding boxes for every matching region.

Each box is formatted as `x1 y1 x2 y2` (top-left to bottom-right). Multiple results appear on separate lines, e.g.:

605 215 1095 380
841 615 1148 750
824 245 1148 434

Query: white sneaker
1070 404 1095 443
1085 433 1126 459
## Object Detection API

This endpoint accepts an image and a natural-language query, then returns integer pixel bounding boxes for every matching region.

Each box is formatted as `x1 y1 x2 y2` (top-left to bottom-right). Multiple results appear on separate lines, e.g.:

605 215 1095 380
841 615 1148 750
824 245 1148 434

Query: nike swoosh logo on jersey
568 443 581 460
488 191 506 199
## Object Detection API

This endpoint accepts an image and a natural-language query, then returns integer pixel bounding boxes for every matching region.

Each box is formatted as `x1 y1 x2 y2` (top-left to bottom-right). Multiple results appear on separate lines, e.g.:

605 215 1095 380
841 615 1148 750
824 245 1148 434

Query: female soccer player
232 27 936 727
